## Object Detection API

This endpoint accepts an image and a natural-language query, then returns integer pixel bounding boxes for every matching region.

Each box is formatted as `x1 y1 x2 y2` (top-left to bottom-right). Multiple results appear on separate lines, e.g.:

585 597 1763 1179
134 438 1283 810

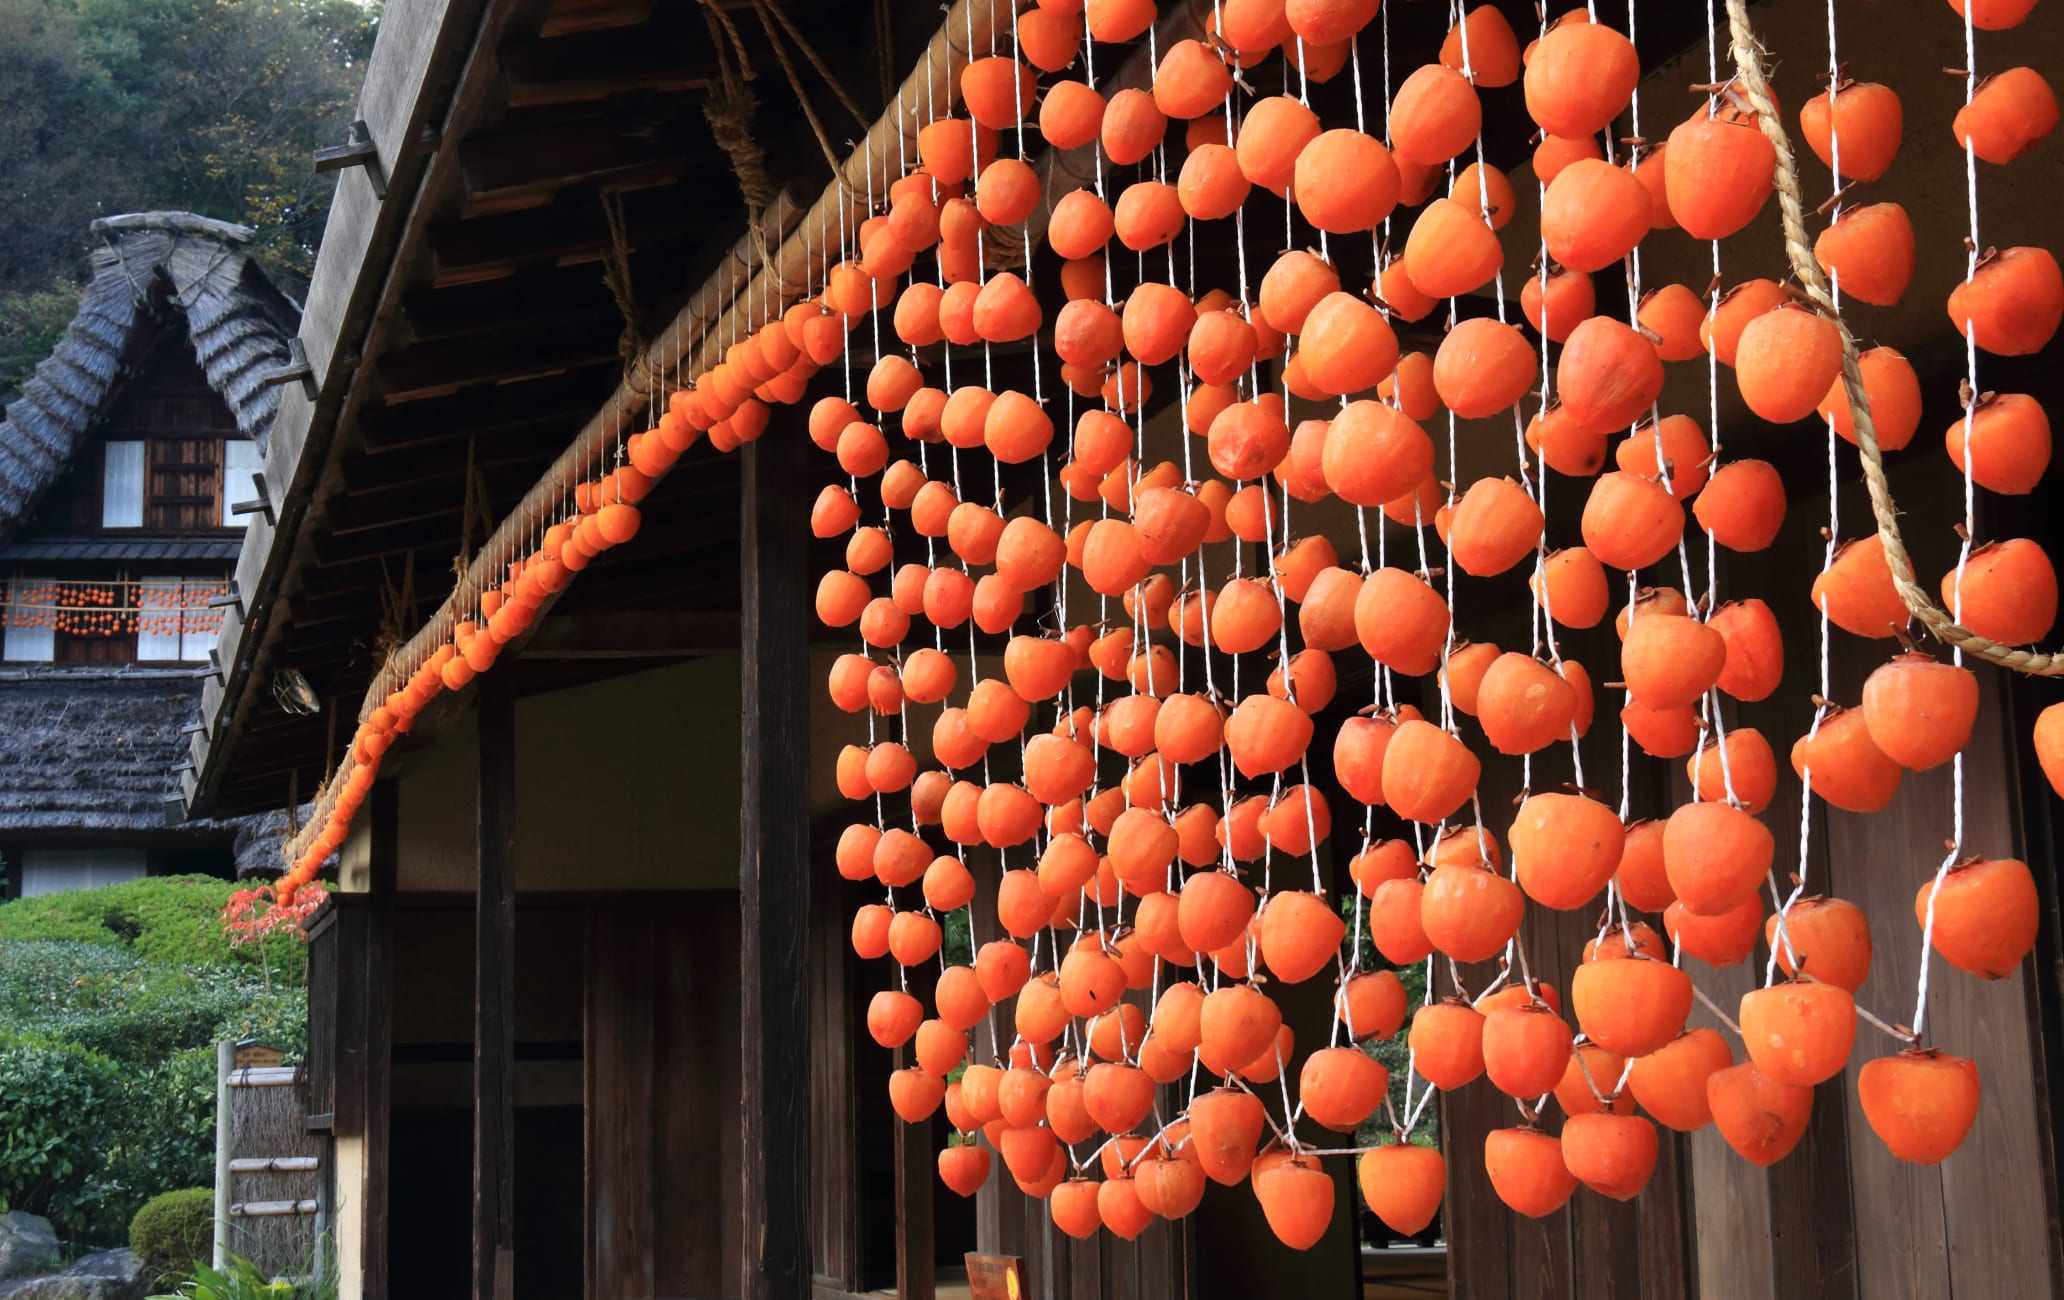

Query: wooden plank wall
586 898 744 1299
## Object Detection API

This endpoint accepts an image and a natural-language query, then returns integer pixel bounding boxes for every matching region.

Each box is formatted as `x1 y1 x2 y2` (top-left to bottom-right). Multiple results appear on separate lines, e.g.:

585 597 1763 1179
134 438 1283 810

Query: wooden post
475 677 517 1300
740 427 811 1299
363 778 397 1300
213 1039 234 1269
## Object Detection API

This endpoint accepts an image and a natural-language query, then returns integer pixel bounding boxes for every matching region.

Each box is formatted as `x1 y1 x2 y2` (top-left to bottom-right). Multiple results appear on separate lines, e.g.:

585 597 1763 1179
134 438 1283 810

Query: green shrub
0 876 301 981
110 1047 220 1204
0 1032 129 1240
131 1187 215 1288
0 940 294 1068
0 937 305 1243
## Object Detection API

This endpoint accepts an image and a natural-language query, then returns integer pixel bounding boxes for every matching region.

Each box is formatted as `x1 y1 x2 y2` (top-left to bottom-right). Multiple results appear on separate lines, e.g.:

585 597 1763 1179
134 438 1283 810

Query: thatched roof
0 212 300 545
0 669 208 833
0 667 298 860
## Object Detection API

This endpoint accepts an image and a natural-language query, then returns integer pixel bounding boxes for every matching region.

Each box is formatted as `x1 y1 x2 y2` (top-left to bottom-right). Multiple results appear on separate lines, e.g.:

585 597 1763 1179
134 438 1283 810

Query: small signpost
966 1253 1023 1300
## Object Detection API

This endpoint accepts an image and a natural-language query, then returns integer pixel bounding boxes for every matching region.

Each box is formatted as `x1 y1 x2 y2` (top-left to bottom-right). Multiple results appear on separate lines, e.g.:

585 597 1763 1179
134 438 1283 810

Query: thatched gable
0 212 300 545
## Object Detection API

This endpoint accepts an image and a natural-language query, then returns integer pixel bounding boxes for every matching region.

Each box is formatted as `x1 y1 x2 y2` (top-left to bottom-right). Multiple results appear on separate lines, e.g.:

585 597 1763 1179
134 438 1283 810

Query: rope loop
1722 0 2062 676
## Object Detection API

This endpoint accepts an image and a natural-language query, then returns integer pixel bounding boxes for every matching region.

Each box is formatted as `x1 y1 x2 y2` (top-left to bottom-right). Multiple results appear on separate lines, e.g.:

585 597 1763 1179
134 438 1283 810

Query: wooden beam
538 0 655 38
339 420 579 494
474 676 517 1300
399 270 622 343
324 462 549 536
739 420 811 1300
500 25 717 108
370 324 624 405
310 512 478 568
459 117 710 212
355 364 617 453
427 188 705 287
363 778 396 1300
519 607 739 657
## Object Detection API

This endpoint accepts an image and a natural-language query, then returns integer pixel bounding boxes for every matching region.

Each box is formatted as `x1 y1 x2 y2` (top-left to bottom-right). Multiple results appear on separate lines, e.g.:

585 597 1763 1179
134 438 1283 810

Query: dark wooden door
586 896 743 1300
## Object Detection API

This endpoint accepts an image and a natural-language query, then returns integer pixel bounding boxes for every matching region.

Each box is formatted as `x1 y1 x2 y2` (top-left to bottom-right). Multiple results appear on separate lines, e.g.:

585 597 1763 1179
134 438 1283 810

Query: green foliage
131 1187 215 1290
0 1032 129 1242
0 276 82 397
0 874 301 980
151 1243 338 1300
0 877 307 1243
110 1046 220 1205
0 0 380 314
941 906 973 967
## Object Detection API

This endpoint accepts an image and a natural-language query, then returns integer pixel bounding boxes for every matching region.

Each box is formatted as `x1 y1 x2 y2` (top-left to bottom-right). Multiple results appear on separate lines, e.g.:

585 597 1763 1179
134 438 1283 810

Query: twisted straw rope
1722 0 2062 675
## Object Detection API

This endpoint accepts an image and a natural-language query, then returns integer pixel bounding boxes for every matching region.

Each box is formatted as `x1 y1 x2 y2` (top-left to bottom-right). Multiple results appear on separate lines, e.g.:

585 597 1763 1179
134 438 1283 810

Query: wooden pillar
364 779 397 1299
475 678 517 1300
740 429 812 1299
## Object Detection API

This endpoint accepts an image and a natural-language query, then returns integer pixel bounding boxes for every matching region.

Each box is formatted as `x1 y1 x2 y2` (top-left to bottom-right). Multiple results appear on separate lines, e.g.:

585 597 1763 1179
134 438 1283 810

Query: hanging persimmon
1438 4 1520 85
1815 203 1916 307
1557 316 1664 434
1540 158 1652 272
1177 143 1253 220
1298 293 1399 396
1522 18 1638 138
1419 860 1521 962
1521 267 1594 343
1857 1050 1982 1165
1949 246 2064 356
1484 1126 1578 1218
1946 392 2050 494
1861 653 1979 771
1915 855 2040 979
1389 63 1482 166
1525 403 1608 478
1664 112 1775 239
1236 94 1322 196
1954 66 2057 163
1942 537 2058 646
962 57 1036 130
1700 278 1786 365
1616 415 1711 497
1800 80 1903 182
1694 460 1787 552
1580 470 1685 572
1637 283 1707 360
1531 548 1610 629
1621 612 1727 710
1148 39 1228 119
1448 476 1545 576
1739 981 1856 1088
1433 318 1535 419
1510 792 1622 909
1401 198 1504 298
1707 1062 1813 1166
1041 79 1106 150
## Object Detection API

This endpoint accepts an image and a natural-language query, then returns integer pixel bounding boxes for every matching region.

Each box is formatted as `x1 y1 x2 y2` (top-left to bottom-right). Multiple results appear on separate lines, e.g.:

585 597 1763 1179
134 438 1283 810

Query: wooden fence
212 1042 324 1278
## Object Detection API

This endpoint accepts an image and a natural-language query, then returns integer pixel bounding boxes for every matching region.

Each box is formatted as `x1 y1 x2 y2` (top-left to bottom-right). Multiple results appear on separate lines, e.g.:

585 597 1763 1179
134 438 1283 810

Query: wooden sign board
233 1041 284 1070
966 1253 1023 1300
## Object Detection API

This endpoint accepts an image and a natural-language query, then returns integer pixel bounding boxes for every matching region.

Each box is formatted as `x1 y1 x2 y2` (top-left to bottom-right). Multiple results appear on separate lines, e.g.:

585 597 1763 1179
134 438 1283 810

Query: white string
1914 0 1984 1043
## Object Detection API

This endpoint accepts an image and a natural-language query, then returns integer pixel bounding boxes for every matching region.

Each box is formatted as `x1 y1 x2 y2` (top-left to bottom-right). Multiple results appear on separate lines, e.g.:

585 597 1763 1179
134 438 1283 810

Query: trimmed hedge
0 875 300 978
131 1187 215 1288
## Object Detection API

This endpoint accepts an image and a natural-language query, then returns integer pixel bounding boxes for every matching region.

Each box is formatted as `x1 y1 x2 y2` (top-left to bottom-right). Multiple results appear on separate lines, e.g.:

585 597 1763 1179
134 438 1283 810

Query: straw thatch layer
0 670 209 833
